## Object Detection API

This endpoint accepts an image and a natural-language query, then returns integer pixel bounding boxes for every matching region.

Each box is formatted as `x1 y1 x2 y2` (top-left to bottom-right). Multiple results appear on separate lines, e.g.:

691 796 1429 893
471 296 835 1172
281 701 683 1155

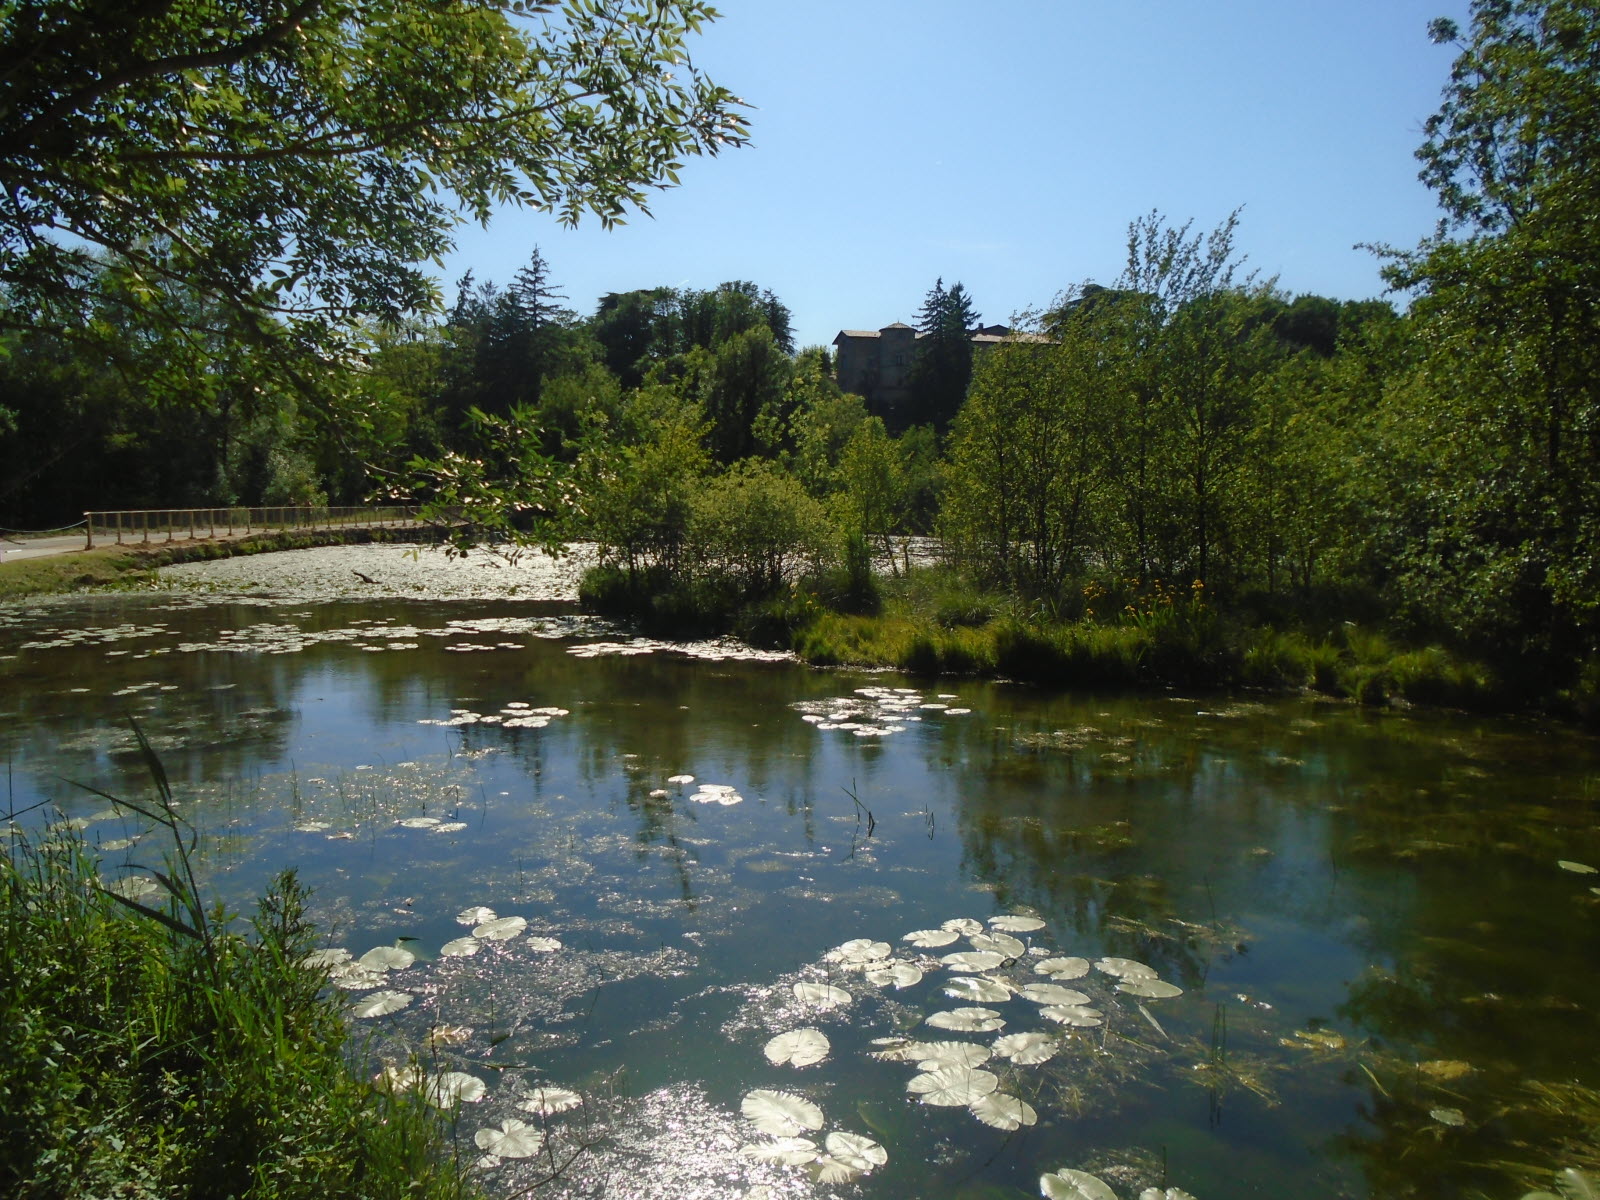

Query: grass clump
1 786 478 1200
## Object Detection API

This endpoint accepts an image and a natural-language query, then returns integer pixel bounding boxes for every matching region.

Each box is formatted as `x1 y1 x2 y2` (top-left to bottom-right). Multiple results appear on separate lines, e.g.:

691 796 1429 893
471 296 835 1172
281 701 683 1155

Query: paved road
0 534 92 562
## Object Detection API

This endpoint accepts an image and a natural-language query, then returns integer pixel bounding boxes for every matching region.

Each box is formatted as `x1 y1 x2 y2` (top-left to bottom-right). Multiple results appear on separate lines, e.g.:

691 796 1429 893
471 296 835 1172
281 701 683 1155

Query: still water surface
2 565 1598 1200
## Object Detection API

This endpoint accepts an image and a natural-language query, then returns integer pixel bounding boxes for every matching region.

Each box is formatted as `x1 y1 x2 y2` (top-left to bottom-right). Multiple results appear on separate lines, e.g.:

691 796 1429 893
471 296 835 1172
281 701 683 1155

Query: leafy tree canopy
0 0 748 394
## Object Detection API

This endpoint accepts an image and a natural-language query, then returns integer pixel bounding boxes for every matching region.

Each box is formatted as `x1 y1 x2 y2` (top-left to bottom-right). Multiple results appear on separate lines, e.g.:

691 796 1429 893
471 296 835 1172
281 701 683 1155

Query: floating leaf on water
868 1039 929 1062
1019 983 1091 1006
1041 1005 1104 1028
473 915 527 941
915 1040 993 1070
970 1092 1038 1130
821 1131 887 1176
293 821 331 833
520 1086 582 1115
941 918 984 936
351 990 413 1018
1558 860 1598 875
1116 978 1183 999
825 938 892 965
990 914 1046 933
904 928 960 948
525 936 562 952
944 975 1013 1003
942 951 1006 972
741 1089 825 1136
765 1028 831 1067
1095 956 1158 980
426 1071 487 1106
1430 1107 1468 1127
397 817 441 829
457 906 496 926
303 947 351 969
1034 956 1091 980
359 945 415 972
440 936 481 957
793 982 852 1010
431 821 469 834
969 932 1026 958
926 1006 1005 1033
328 963 386 990
667 774 695 785
107 875 161 901
1041 1168 1119 1200
1416 1058 1472 1080
864 961 924 990
1139 1190 1198 1200
739 1137 819 1166
993 1032 1059 1065
907 1066 1000 1106
474 1118 544 1159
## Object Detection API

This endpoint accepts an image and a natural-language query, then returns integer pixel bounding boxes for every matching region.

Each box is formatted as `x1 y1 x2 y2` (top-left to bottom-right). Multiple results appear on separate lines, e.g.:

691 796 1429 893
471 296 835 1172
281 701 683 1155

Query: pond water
3 548 1598 1200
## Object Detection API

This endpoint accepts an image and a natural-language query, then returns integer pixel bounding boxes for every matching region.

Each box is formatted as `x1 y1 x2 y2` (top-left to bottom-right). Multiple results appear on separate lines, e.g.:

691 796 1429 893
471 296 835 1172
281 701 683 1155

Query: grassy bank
1 794 479 1199
581 561 1532 714
0 528 431 601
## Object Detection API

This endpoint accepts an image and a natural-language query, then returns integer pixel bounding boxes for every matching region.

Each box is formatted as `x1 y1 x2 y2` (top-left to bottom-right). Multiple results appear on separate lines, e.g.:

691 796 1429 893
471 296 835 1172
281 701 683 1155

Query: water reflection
3 591 1599 1198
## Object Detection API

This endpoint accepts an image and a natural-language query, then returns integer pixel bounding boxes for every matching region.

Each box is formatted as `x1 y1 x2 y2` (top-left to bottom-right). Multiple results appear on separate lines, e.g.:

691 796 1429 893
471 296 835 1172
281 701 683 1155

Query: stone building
831 322 1024 425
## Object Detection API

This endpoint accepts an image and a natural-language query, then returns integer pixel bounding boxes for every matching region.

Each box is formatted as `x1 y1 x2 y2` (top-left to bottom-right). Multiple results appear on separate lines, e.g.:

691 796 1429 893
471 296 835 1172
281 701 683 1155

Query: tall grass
0 746 479 1200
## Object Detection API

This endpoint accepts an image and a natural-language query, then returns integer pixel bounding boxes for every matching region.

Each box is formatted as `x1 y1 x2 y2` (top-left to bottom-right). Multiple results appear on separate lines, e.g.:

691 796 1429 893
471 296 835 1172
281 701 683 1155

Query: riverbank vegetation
0 787 479 1200
4 1 1596 722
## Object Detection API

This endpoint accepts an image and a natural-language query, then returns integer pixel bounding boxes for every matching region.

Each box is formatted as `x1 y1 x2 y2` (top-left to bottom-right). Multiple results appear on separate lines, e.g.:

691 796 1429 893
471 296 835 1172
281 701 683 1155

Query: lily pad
944 975 1012 1003
864 961 925 990
741 1089 825 1137
521 1086 582 1115
941 918 984 935
351 989 413 1018
941 951 1006 972
440 936 481 957
993 1031 1060 1064
793 982 852 1010
1034 956 1091 980
1095 956 1158 980
907 1066 1000 1106
739 1137 819 1166
765 1028 831 1068
825 938 892 965
358 945 415 972
1042 1169 1118 1200
1139 1190 1199 1200
1041 1004 1105 1028
303 947 351 969
970 1092 1038 1130
1558 860 1598 874
474 1118 544 1159
1430 1107 1468 1126
425 1071 487 1107
473 915 528 941
926 1006 1005 1033
989 914 1047 932
525 936 562 952
456 905 496 925
903 928 960 948
1116 978 1184 999
969 932 1026 958
914 1040 993 1070
1019 983 1092 1006
819 1131 887 1178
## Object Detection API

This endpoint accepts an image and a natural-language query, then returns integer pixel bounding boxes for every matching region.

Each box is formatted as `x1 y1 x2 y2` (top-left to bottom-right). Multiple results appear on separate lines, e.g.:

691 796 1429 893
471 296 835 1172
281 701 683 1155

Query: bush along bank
580 560 1533 717
0 750 481 1200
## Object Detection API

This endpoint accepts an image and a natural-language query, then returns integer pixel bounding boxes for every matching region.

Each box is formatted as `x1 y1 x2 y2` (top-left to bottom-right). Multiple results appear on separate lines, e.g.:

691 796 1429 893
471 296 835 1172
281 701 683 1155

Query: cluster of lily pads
647 774 745 806
791 687 972 739
1040 1171 1196 1200
567 636 792 663
417 702 572 730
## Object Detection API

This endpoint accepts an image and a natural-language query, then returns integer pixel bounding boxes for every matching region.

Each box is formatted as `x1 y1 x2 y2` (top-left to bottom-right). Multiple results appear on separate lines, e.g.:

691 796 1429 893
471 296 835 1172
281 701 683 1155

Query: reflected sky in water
4 586 1599 1200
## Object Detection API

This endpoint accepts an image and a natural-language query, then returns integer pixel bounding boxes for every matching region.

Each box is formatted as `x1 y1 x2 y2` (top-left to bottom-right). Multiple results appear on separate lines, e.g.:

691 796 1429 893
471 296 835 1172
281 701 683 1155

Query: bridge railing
83 505 423 549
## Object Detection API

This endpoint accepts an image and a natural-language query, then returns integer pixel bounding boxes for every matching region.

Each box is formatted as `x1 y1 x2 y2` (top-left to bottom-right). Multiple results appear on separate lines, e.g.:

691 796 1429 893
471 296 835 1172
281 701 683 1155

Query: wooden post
84 513 94 549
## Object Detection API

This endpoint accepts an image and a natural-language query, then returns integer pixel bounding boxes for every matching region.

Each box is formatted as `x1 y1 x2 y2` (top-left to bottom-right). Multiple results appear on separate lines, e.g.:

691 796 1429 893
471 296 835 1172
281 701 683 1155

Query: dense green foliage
5 0 1599 717
0 819 477 1200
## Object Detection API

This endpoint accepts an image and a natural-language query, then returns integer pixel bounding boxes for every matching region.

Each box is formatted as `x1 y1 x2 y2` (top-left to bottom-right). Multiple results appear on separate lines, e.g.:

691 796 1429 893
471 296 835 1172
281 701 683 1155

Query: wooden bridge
81 505 424 549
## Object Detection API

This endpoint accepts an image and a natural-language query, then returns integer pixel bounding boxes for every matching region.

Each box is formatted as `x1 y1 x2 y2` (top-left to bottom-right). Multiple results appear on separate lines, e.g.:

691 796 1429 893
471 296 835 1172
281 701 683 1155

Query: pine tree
908 278 980 434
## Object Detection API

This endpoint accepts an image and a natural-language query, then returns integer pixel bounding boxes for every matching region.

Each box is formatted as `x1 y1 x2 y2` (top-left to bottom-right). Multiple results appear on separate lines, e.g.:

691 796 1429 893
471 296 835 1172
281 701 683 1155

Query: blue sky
443 0 1473 351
